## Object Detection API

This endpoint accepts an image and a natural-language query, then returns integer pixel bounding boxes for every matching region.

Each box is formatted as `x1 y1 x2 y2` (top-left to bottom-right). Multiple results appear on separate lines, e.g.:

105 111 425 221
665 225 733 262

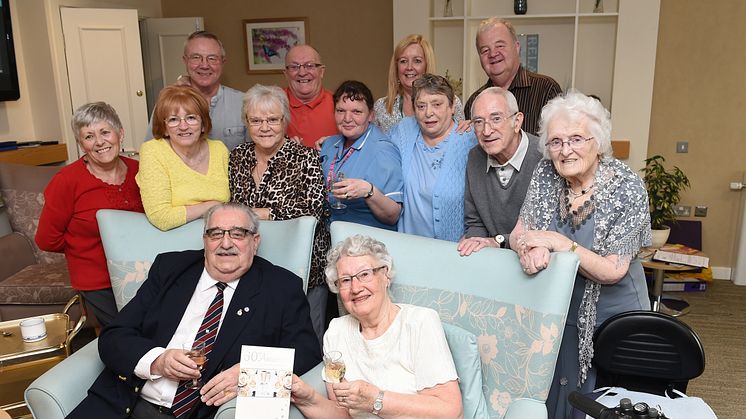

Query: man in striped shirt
464 17 561 135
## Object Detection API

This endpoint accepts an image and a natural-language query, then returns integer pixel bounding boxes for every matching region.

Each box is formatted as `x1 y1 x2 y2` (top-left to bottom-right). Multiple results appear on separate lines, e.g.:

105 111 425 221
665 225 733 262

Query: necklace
567 182 595 201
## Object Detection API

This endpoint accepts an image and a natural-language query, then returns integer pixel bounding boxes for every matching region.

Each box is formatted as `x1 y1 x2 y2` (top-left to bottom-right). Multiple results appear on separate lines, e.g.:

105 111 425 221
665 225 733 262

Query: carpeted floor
677 279 746 419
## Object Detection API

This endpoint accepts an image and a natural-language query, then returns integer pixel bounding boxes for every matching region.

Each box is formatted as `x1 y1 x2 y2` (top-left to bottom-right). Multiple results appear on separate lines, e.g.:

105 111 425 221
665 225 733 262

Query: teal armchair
327 222 580 419
25 210 319 419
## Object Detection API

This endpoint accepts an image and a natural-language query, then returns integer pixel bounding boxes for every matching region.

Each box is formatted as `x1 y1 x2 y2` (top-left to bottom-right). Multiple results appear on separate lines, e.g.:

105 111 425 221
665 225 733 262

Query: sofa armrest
504 398 547 419
0 232 36 281
25 339 104 419
215 362 326 419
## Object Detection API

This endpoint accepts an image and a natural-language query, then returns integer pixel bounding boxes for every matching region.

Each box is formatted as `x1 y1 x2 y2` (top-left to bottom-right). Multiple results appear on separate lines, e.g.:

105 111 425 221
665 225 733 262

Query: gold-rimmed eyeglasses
165 114 201 128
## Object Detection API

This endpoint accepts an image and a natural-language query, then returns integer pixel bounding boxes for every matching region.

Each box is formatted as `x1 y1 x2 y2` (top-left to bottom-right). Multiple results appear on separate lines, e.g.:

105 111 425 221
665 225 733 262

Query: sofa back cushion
0 163 65 264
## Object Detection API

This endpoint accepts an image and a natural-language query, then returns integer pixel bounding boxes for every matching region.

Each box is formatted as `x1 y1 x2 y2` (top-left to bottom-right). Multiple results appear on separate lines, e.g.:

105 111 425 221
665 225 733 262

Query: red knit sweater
35 157 144 290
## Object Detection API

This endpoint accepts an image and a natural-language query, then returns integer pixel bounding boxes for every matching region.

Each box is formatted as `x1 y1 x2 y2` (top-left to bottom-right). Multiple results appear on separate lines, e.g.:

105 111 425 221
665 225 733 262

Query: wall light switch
676 141 688 153
695 206 708 217
674 205 691 217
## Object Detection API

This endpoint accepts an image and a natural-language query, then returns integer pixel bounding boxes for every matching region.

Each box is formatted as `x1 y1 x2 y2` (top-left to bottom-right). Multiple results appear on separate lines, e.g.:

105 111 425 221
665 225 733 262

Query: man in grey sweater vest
458 87 543 256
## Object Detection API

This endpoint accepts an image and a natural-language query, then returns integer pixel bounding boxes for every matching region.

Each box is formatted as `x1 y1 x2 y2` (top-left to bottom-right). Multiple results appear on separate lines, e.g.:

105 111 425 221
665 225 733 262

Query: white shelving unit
428 0 620 109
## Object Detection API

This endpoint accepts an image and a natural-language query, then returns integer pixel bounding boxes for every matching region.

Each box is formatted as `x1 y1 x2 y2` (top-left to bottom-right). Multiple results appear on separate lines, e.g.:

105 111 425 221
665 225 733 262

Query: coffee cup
19 317 47 342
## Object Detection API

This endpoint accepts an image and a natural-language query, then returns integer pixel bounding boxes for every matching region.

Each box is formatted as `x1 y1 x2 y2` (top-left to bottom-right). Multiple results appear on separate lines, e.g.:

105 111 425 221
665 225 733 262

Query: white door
61 7 148 154
140 17 204 116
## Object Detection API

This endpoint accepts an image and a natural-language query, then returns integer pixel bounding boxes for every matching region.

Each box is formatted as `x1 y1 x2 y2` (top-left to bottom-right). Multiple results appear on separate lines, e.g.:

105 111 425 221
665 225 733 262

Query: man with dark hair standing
463 18 561 135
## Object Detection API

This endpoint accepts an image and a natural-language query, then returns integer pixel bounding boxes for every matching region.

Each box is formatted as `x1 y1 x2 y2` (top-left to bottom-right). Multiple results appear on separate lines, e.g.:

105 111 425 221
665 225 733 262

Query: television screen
0 0 20 101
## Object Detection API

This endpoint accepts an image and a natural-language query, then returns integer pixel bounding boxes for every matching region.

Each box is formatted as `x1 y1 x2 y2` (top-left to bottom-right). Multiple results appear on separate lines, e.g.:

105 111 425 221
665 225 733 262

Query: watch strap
364 182 374 199
372 390 384 414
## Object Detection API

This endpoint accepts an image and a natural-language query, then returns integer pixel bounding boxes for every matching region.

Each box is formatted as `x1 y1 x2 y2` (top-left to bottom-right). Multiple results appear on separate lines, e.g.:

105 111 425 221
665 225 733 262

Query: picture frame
243 17 309 74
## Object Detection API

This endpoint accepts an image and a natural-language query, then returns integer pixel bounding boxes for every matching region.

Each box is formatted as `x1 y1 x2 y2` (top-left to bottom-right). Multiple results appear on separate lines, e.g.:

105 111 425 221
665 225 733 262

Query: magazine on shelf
653 244 709 268
235 345 295 419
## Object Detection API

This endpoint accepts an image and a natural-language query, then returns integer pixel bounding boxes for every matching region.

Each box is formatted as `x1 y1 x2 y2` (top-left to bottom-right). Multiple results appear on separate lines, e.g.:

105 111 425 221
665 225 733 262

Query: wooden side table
642 247 707 317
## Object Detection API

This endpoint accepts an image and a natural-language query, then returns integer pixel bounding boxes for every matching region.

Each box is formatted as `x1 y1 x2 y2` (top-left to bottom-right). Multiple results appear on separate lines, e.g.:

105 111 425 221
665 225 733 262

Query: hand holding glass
329 172 347 210
323 351 346 383
184 341 206 389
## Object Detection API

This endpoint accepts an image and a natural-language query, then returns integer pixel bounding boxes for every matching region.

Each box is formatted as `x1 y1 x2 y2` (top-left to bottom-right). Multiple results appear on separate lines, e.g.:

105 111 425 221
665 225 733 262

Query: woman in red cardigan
36 102 144 327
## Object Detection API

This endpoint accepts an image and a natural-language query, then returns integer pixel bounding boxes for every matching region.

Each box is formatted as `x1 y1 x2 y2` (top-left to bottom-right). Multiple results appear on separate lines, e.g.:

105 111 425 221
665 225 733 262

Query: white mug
19 317 47 342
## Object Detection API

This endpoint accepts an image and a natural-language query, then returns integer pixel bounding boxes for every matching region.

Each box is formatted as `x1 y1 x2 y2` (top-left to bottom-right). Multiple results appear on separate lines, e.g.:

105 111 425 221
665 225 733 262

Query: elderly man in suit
69 203 321 419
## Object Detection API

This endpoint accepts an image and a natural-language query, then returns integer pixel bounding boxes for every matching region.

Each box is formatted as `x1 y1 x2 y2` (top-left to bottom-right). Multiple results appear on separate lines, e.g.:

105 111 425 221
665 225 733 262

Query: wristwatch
372 390 384 415
364 182 374 199
494 234 505 248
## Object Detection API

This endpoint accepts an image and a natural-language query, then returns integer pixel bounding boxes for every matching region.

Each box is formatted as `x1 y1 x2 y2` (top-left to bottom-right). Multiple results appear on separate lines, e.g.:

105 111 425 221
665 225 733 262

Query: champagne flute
184 341 206 389
329 172 347 210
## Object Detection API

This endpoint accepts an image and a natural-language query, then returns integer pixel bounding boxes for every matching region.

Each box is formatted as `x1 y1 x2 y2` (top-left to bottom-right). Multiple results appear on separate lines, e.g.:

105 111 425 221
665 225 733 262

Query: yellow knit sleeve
135 139 188 231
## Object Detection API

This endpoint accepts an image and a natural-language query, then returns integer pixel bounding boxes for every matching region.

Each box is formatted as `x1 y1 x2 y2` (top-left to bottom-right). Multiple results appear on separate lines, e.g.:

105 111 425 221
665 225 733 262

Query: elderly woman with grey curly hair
509 91 652 418
290 235 463 419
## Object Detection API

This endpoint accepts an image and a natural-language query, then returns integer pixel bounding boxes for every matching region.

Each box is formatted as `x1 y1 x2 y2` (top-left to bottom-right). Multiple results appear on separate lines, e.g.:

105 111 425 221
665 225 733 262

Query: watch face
374 400 383 409
495 235 505 243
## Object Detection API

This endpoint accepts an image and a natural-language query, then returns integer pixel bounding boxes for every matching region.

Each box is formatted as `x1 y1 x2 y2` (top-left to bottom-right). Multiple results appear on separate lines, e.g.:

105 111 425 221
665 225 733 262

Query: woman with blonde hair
373 34 464 133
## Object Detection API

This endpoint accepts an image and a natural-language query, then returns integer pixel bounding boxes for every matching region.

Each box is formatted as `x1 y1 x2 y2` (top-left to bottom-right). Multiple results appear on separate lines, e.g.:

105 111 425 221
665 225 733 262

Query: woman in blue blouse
320 80 403 230
389 73 477 241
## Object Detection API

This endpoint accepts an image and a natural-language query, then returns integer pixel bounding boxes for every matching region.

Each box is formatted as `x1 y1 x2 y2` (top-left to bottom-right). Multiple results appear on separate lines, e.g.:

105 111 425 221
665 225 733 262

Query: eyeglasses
471 112 517 131
187 54 222 65
285 63 324 73
335 266 387 290
165 114 201 128
204 227 255 241
545 136 594 151
247 116 284 126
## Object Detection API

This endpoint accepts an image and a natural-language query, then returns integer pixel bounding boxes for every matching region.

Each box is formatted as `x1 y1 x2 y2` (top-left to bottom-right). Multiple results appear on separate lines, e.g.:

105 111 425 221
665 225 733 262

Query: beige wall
160 0 392 99
649 0 746 268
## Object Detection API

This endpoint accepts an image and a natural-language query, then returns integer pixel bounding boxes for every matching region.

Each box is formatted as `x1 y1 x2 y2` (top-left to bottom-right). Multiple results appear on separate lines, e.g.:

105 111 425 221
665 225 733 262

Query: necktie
171 282 227 418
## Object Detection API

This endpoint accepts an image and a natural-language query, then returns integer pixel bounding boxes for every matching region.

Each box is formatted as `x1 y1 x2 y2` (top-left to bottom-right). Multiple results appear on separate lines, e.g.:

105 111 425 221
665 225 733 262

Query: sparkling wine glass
184 341 206 389
329 172 347 210
323 351 346 383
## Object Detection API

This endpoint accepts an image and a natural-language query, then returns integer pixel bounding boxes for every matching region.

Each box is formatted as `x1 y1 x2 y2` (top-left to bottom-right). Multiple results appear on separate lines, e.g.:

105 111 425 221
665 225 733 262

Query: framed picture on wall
243 17 308 74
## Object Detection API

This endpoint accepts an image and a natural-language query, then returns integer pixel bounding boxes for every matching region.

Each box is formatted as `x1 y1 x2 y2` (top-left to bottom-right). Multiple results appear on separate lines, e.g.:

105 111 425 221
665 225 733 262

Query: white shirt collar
486 130 529 173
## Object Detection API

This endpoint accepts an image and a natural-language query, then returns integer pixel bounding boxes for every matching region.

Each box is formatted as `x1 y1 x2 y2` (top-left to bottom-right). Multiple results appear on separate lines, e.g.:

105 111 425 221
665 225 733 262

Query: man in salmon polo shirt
283 45 338 147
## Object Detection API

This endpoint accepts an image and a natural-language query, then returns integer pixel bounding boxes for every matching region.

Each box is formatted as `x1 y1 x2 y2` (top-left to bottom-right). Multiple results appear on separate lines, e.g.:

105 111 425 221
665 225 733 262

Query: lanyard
326 127 371 190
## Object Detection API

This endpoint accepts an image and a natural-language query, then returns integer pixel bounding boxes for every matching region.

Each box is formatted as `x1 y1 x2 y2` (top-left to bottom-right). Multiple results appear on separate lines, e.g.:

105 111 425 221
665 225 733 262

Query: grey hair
242 84 291 131
470 86 520 122
537 90 613 159
184 30 226 57
412 73 455 108
325 235 396 294
203 203 259 235
476 17 518 48
71 102 123 142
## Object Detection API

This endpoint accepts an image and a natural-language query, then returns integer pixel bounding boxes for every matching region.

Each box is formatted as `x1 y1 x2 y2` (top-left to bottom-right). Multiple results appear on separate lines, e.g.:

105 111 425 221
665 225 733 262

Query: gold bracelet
570 241 578 252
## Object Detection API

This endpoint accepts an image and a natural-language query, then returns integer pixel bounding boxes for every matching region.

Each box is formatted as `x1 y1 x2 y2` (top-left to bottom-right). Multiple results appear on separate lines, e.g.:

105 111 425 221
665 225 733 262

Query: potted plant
641 155 691 248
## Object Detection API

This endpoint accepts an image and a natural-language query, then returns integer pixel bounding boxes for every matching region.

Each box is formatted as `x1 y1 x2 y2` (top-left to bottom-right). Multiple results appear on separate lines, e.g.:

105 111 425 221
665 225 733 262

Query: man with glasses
463 18 561 135
283 45 337 147
145 31 247 150
457 87 542 256
68 203 321 419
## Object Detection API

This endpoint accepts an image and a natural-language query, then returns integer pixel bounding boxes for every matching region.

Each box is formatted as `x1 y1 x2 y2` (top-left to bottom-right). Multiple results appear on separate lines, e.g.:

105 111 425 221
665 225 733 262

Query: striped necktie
171 282 227 419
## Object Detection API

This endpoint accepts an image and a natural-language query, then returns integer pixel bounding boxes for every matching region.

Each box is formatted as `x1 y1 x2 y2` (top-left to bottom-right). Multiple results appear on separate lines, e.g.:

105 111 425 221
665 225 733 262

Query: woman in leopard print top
229 84 330 346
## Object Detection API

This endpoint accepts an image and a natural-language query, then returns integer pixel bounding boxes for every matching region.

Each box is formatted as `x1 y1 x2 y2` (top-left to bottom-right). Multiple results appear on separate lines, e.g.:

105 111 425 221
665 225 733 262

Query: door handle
136 90 143 97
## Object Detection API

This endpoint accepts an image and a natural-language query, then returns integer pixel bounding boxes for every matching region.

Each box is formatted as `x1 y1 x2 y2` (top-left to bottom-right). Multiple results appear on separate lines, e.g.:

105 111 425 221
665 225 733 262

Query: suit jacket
68 250 321 419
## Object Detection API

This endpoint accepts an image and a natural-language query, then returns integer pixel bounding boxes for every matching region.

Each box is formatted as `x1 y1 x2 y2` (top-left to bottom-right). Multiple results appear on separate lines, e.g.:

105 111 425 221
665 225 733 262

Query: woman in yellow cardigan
136 85 230 230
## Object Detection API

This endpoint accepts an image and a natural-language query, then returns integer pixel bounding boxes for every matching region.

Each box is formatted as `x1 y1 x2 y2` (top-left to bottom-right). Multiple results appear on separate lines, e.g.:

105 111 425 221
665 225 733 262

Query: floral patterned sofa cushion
0 261 75 305
391 284 564 419
0 163 64 264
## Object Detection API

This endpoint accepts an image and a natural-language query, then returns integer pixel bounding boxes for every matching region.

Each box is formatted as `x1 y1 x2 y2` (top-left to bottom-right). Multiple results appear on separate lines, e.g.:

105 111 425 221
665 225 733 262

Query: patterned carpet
679 279 746 419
